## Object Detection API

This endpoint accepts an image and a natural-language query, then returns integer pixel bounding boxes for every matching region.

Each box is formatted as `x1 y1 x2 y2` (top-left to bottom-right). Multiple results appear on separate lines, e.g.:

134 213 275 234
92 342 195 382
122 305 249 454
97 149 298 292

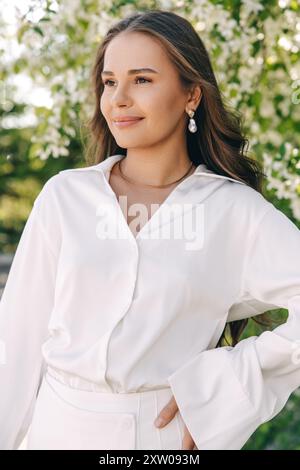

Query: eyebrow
101 68 159 77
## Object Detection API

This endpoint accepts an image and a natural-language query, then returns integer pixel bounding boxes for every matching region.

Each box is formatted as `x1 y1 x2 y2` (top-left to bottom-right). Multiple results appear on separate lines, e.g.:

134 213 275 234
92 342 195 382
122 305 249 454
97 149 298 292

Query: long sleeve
0 179 59 450
167 202 300 450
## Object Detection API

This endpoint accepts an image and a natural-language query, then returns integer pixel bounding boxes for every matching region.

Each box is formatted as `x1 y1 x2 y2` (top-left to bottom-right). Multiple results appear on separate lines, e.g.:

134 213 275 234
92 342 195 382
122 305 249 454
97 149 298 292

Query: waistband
45 365 171 396
44 366 173 410
35 370 185 449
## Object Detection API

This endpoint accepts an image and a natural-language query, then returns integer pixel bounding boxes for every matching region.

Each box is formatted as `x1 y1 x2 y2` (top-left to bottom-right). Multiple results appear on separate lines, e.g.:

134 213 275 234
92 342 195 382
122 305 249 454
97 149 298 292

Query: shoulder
34 173 61 203
202 178 278 244
35 164 100 201
194 172 274 219
58 164 101 177
224 180 272 213
225 181 275 227
222 181 300 248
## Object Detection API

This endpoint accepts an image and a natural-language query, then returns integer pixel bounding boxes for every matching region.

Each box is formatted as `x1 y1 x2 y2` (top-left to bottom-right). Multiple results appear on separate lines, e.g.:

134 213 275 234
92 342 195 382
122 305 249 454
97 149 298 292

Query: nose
110 84 132 107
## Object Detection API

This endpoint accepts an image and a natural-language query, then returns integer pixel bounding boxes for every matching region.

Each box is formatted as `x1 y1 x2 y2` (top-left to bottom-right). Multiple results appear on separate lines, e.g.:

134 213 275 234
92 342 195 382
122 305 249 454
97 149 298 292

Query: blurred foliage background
0 0 299 449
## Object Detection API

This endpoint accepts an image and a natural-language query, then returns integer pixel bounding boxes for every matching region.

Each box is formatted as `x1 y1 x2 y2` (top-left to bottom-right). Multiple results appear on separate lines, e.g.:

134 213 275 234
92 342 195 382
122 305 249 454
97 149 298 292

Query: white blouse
1 153 300 450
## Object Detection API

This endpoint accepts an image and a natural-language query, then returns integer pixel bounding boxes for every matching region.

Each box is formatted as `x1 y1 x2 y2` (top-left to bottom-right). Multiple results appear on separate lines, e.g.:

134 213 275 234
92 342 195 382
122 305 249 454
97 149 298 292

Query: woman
1 10 300 450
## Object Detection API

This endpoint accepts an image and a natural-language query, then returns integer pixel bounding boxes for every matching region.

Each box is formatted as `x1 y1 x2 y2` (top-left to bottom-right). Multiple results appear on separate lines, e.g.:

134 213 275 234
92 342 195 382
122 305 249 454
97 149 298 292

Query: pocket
27 376 136 450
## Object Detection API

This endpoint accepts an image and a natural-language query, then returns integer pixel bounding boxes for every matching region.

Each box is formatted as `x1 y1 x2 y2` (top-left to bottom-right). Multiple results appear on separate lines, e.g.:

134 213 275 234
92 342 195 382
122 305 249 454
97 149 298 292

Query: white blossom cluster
1 0 299 219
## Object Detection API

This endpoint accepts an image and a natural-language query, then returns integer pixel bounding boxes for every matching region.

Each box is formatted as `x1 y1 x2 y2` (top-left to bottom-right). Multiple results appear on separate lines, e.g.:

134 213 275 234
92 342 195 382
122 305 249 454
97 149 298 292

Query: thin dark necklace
118 159 195 189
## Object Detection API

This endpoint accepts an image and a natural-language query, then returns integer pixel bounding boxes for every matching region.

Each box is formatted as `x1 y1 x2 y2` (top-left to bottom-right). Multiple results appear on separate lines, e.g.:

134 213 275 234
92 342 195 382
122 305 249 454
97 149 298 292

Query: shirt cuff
167 342 263 450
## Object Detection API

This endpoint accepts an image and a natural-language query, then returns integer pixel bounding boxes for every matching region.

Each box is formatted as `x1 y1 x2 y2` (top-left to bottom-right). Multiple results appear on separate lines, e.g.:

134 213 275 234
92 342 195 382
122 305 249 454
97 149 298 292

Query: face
100 31 200 149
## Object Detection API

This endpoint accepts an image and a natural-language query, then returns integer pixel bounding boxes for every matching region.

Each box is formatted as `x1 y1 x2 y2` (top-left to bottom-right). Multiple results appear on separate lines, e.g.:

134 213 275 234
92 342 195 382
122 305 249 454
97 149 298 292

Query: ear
187 84 202 110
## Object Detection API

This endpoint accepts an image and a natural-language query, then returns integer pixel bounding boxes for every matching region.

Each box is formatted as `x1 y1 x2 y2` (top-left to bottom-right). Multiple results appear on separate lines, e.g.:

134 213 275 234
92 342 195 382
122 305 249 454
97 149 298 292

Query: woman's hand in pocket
154 395 198 450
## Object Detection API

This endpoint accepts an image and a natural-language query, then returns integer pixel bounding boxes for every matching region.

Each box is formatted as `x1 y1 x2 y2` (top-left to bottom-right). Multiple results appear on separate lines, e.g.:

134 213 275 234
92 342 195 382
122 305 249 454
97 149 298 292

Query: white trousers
27 372 187 450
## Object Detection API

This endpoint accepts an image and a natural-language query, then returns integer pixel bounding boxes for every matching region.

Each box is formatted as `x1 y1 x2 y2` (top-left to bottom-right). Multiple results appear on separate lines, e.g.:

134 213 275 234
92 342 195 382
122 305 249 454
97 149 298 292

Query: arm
0 179 59 450
167 203 300 450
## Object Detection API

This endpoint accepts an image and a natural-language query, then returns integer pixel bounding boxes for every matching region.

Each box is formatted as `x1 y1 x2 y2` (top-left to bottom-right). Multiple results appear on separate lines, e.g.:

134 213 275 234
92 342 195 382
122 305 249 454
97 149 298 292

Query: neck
118 150 195 186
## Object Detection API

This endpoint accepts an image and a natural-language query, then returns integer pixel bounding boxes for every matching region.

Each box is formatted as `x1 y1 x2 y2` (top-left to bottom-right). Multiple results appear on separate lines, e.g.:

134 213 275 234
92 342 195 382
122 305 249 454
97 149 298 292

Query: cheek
148 86 183 118
100 94 108 117
163 92 184 114
146 94 184 132
100 94 115 131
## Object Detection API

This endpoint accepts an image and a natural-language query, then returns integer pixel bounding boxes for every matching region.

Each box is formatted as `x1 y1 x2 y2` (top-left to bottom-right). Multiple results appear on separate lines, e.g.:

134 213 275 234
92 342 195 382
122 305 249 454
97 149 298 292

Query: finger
181 425 196 450
154 396 178 428
181 433 195 450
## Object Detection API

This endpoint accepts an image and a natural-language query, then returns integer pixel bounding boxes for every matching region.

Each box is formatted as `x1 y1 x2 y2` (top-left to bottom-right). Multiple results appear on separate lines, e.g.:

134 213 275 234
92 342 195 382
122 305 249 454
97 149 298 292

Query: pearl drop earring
187 109 197 133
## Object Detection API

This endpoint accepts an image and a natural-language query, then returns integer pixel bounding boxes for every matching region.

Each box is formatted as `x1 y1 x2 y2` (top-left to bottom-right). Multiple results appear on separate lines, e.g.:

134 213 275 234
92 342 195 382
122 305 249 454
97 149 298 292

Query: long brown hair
84 9 281 347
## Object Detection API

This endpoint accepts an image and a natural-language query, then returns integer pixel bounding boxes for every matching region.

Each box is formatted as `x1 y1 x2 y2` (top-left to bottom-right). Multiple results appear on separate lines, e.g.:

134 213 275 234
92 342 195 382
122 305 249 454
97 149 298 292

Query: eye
102 77 151 87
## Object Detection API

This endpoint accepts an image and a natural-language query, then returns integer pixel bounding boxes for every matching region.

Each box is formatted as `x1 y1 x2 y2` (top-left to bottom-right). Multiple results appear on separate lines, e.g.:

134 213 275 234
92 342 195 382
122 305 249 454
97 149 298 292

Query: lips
113 117 144 122
113 118 144 128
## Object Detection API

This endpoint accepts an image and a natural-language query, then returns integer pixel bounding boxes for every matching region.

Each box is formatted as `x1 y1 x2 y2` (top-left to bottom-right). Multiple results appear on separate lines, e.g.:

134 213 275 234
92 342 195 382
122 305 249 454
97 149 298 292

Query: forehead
103 31 169 69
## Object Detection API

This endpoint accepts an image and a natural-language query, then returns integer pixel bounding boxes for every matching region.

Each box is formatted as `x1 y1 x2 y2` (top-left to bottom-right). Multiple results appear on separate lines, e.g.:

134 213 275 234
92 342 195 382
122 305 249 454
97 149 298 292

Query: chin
115 137 145 146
